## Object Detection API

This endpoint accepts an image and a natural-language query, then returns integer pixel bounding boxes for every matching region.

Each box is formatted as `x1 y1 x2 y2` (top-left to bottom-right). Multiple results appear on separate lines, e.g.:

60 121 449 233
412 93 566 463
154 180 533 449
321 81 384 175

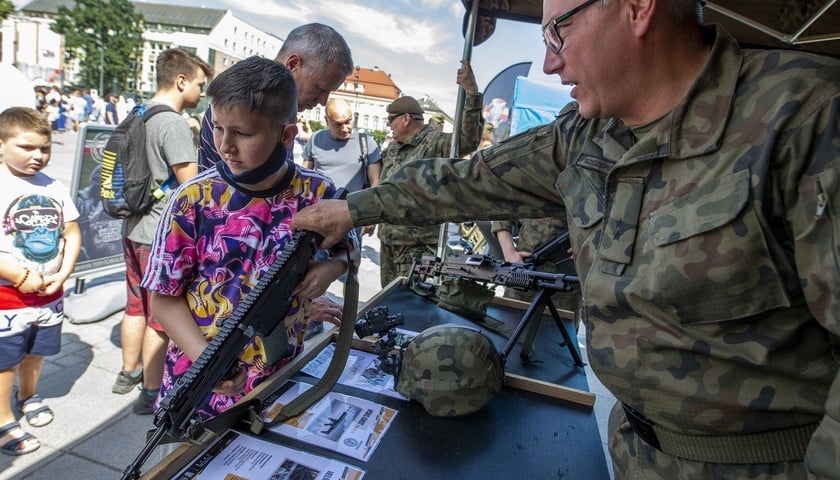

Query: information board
69 123 123 276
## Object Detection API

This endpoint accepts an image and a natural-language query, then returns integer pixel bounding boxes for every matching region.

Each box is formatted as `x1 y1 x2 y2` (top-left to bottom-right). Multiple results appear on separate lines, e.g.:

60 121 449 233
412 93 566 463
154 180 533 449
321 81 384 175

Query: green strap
169 249 361 444
270 250 360 423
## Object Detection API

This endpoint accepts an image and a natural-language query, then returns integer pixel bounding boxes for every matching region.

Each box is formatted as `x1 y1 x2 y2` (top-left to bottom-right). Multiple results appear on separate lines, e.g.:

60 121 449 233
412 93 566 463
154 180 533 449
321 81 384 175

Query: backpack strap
141 104 177 198
141 104 175 121
358 133 370 189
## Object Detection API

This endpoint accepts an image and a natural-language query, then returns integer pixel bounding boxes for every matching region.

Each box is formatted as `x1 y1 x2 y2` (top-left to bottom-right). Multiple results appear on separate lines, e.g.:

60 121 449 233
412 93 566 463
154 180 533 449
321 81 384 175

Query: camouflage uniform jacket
377 93 483 246
349 26 840 473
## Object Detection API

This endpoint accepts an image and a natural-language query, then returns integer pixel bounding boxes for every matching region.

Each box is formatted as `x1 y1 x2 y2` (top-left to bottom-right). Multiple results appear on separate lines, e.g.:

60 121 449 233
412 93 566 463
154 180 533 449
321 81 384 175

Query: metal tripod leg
503 289 583 367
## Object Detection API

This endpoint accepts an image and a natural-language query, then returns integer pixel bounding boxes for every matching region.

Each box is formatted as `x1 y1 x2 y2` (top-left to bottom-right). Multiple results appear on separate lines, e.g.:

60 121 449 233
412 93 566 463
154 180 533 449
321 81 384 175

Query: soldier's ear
627 0 655 38
285 54 302 73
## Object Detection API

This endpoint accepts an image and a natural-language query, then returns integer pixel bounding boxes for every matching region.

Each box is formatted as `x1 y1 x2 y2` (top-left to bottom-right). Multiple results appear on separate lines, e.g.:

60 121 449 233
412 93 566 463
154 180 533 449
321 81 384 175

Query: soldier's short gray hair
599 0 701 24
275 23 354 78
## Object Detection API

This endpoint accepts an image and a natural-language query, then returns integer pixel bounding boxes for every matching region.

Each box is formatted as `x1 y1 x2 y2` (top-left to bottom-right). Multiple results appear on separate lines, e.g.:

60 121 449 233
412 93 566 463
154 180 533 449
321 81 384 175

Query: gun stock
524 230 571 268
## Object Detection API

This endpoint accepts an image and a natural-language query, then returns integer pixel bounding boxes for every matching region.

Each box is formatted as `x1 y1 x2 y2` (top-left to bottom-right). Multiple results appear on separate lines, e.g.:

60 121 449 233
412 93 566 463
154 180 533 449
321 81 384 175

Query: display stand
141 280 607 480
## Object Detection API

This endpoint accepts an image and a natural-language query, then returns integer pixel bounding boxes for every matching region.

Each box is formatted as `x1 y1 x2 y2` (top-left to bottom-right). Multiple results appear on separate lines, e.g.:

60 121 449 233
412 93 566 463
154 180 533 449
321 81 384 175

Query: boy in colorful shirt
142 57 356 420
0 107 81 455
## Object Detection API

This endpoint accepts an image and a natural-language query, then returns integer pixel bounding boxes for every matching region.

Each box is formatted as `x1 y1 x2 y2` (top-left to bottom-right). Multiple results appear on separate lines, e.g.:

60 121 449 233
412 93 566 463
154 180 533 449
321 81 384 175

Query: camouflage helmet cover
396 323 504 417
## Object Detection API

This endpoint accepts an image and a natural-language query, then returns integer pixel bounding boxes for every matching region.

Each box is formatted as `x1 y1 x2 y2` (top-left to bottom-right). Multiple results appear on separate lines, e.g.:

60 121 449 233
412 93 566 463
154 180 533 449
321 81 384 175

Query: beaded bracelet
12 267 31 289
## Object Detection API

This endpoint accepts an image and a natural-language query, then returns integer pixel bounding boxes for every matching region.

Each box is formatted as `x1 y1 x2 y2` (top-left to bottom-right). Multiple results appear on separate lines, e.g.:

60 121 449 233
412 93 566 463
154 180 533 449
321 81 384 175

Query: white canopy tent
459 0 840 57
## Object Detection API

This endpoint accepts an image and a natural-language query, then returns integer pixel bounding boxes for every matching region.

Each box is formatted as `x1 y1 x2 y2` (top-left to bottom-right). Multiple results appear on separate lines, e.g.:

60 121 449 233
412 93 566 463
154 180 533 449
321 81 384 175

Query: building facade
3 0 451 134
5 0 280 96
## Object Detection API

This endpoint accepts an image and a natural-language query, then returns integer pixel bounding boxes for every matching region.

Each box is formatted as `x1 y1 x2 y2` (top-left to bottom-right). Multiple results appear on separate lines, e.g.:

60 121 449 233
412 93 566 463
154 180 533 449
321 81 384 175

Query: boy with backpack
109 48 212 416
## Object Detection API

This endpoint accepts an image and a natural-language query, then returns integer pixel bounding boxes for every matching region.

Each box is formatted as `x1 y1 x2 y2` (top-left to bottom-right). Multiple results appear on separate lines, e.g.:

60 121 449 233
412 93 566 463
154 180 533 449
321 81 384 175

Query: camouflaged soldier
293 1 840 478
377 61 483 288
491 218 581 318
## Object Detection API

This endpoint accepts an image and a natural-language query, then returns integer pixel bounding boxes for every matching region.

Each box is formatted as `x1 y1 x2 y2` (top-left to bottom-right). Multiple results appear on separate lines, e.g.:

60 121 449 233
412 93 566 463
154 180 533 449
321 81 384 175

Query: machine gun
121 229 321 480
409 254 583 367
411 253 579 294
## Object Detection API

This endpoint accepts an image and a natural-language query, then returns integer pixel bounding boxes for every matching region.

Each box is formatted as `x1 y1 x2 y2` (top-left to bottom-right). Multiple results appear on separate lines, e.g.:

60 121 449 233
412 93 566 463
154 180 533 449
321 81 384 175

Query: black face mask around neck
217 142 289 185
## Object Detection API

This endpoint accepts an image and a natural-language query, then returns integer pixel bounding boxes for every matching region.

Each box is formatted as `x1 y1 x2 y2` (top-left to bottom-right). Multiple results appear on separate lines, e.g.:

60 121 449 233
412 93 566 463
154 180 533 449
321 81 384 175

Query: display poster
69 123 123 275
261 380 398 462
301 342 415 400
174 429 365 480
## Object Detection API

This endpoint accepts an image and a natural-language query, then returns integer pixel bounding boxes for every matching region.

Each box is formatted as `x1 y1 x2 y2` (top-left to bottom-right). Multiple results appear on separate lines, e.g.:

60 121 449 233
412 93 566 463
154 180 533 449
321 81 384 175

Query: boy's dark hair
207 56 297 126
0 107 50 140
276 23 354 78
156 48 214 87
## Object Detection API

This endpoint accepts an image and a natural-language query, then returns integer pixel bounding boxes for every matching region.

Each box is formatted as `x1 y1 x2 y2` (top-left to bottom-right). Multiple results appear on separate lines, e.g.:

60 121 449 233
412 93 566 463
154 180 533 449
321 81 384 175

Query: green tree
51 0 144 95
0 0 14 21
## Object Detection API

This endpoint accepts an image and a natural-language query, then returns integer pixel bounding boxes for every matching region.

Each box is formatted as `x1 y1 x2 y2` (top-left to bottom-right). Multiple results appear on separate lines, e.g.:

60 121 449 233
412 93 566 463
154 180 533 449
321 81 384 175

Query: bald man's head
325 98 354 140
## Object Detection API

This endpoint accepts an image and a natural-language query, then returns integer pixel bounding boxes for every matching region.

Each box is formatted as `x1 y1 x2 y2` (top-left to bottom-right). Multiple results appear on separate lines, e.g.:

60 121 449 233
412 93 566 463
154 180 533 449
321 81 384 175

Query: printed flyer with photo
173 429 365 480
261 381 398 462
301 337 416 400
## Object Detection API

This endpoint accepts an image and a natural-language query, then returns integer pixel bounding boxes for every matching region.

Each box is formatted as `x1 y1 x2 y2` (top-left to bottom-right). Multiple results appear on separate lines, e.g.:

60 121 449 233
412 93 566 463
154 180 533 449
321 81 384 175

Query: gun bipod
501 288 584 367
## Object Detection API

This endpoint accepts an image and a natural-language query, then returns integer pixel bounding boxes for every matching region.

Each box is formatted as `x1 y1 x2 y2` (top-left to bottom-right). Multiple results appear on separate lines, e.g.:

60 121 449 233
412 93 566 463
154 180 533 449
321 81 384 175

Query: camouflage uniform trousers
379 243 438 288
608 404 808 479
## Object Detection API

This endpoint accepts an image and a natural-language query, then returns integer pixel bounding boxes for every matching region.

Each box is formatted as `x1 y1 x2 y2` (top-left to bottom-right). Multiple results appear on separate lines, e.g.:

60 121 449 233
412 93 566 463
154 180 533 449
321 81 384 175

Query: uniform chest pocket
647 169 791 324
556 162 605 230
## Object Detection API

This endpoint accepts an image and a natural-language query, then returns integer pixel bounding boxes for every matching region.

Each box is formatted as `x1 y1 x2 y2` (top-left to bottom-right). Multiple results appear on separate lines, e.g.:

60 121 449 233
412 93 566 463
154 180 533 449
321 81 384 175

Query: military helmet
396 324 504 417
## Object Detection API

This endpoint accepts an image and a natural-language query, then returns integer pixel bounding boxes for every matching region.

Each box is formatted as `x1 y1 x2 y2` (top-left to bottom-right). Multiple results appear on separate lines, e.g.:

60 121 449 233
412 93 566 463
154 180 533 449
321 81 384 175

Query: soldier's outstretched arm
291 199 354 249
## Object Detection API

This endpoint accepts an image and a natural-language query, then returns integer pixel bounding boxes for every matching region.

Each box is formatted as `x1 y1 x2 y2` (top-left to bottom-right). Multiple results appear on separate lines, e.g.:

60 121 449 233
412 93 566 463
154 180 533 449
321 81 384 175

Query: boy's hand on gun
212 364 248 396
293 260 345 300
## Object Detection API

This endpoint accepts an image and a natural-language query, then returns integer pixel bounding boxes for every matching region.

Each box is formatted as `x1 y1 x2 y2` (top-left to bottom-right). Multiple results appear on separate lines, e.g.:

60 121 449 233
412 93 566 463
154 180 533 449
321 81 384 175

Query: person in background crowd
292 114 313 164
104 94 119 125
111 49 212 418
302 97 381 210
375 60 483 288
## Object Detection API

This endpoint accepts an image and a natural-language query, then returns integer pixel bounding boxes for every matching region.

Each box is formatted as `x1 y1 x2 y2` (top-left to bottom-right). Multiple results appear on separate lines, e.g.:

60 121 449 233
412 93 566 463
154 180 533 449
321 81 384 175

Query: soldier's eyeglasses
388 114 403 124
542 0 600 54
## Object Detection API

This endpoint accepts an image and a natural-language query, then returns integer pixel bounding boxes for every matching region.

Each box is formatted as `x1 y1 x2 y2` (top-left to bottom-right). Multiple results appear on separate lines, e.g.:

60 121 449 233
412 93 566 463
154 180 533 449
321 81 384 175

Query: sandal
0 421 40 456
13 393 55 428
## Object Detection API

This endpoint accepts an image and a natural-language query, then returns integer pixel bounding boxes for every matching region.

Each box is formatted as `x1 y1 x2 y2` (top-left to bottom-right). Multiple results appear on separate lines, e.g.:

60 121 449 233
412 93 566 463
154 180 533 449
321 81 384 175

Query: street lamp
84 28 104 95
98 35 104 96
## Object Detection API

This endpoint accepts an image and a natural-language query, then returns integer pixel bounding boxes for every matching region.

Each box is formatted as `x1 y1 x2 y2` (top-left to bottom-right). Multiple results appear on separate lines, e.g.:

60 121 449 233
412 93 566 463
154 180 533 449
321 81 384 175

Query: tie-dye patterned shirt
142 162 350 418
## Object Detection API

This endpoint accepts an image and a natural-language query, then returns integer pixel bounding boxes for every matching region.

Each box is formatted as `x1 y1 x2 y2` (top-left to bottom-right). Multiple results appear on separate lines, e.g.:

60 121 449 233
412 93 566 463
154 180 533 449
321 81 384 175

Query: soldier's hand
457 60 479 96
504 250 532 264
292 199 354 249
310 296 343 326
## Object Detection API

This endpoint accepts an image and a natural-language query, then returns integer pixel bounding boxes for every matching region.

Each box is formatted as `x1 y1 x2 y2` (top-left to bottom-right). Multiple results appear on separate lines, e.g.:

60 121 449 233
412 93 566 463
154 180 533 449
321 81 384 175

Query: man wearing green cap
377 61 483 287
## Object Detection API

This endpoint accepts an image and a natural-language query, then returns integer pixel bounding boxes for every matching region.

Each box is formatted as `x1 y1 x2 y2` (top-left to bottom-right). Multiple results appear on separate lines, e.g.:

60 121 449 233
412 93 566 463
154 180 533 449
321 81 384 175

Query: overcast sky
15 0 555 116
